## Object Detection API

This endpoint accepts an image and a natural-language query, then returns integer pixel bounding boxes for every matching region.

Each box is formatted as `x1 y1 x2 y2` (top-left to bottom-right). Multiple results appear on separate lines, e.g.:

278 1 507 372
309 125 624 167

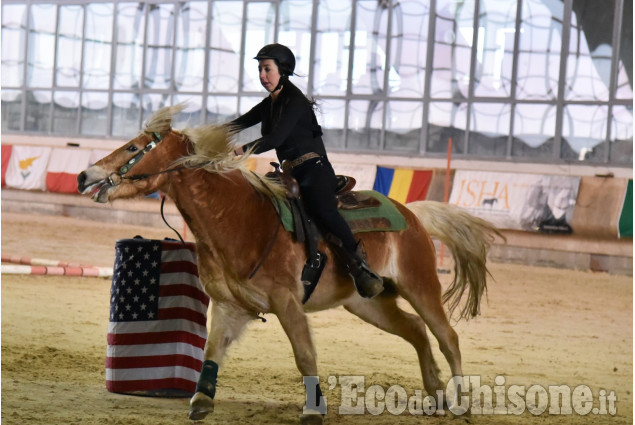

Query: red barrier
1 264 112 277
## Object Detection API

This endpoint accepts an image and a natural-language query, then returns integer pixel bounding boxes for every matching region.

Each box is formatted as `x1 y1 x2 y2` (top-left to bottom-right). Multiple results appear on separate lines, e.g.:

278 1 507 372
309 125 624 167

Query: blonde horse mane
141 104 286 199
143 104 187 135
139 103 285 199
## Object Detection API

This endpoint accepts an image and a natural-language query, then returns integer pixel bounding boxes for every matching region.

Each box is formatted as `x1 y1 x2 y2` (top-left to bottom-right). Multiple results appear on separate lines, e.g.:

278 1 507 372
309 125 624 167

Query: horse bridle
106 130 194 186
106 131 163 186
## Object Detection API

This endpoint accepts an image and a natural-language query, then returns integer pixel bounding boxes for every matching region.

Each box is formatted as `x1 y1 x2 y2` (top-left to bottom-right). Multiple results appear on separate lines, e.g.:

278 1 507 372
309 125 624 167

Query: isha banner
449 170 580 233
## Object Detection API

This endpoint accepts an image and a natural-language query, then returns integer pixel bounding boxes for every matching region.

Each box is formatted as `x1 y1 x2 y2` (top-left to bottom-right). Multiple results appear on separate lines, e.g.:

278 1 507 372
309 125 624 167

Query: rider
228 43 384 298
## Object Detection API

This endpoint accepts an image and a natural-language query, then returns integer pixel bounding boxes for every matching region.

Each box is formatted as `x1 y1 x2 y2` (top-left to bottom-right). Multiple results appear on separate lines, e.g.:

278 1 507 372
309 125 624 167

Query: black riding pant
291 157 357 252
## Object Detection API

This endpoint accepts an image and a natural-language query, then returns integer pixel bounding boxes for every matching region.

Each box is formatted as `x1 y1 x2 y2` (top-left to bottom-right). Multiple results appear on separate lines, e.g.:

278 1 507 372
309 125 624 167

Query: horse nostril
77 171 86 191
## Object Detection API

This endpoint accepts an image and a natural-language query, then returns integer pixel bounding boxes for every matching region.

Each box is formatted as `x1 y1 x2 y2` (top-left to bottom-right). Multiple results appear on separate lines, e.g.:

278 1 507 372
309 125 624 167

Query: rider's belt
281 152 321 173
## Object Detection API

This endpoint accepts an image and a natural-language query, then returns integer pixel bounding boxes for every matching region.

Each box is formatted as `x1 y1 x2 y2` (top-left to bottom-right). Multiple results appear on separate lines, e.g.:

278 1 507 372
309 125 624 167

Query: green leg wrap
196 360 219 399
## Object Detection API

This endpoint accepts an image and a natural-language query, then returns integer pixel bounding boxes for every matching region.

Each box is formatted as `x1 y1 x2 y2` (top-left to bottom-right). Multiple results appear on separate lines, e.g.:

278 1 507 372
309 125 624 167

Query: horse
77 104 502 423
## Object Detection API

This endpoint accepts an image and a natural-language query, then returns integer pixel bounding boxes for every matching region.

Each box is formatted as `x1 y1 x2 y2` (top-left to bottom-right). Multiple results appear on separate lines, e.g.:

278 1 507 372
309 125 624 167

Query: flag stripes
106 238 208 396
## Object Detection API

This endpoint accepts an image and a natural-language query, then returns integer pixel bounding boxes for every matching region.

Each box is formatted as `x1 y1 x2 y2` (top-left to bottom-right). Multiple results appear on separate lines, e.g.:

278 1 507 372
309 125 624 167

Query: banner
46 148 92 194
449 170 581 233
4 145 52 191
89 149 112 165
334 163 378 191
618 179 633 238
2 145 13 187
373 166 433 204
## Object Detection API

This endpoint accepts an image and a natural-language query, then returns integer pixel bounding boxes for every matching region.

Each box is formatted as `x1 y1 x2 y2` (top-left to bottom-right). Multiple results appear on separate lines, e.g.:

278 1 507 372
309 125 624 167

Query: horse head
77 104 189 203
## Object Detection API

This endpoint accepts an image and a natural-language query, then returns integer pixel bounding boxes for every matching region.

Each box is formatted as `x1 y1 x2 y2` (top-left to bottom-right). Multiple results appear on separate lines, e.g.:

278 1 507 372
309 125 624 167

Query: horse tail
405 200 505 321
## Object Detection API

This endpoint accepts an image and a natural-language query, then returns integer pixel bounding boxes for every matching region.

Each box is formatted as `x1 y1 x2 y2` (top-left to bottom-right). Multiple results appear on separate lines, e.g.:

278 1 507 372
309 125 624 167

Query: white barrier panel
449 170 580 233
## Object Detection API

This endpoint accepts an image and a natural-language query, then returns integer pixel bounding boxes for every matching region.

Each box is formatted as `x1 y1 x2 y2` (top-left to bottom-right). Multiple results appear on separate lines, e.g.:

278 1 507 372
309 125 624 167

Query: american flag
106 238 209 396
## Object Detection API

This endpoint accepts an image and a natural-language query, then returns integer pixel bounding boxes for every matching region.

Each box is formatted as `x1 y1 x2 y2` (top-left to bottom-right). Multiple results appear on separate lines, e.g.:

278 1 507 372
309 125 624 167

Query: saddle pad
272 190 408 234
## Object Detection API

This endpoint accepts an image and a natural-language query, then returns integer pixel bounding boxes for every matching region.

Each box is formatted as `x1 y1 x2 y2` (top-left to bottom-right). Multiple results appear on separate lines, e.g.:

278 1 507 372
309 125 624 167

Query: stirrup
350 260 384 299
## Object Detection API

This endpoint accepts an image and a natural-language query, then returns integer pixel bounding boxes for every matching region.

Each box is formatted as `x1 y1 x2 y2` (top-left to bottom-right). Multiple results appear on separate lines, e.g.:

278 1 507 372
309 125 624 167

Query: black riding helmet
254 43 296 77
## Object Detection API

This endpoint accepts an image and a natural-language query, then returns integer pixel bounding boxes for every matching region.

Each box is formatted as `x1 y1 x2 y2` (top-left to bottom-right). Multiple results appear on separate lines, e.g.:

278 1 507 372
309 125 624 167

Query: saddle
265 163 386 304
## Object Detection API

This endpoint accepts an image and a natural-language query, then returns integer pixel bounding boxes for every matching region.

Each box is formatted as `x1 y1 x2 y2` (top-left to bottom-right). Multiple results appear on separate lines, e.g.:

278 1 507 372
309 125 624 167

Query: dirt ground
1 211 632 424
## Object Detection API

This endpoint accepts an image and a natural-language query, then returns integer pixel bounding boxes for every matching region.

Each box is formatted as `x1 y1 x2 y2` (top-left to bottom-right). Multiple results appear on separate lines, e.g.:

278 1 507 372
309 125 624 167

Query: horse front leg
189 301 252 420
271 292 324 425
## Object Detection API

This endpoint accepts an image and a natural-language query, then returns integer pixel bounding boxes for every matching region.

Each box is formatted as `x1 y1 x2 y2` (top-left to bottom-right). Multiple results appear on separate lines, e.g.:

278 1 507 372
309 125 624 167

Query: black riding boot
336 243 384 298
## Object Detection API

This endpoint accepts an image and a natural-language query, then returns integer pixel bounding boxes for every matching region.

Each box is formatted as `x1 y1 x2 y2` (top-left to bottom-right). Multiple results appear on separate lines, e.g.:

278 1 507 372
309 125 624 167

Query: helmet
254 43 296 76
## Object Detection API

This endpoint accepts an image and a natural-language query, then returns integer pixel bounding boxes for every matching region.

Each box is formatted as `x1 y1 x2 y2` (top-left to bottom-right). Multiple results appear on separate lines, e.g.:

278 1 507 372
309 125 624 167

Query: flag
373 166 433 204
90 149 112 165
106 238 209 396
618 179 633 238
46 147 92 194
4 145 51 190
2 145 13 187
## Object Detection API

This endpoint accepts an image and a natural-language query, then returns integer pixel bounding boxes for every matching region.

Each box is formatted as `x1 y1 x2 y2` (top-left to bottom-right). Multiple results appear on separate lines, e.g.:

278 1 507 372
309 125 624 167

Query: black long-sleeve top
228 81 326 163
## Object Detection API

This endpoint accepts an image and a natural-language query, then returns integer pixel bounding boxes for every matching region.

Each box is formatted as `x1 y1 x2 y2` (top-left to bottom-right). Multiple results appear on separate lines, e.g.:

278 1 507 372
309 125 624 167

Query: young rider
228 43 384 298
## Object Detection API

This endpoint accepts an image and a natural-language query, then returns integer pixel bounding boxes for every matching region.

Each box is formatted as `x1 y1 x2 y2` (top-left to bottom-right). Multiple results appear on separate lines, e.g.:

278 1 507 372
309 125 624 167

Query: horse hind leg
343 295 444 398
397 276 466 414
189 302 252 420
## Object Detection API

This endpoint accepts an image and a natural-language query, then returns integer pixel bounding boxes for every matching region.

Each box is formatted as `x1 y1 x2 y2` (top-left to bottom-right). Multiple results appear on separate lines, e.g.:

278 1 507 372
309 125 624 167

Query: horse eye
126 145 139 153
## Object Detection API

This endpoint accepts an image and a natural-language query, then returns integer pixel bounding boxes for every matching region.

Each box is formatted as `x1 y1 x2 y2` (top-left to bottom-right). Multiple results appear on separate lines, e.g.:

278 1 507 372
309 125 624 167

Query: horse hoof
189 391 215 421
299 413 323 425
189 407 211 421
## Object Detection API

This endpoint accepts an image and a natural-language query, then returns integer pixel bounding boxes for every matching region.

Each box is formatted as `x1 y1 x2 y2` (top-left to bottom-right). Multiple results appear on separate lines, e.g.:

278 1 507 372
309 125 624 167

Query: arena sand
1 211 632 424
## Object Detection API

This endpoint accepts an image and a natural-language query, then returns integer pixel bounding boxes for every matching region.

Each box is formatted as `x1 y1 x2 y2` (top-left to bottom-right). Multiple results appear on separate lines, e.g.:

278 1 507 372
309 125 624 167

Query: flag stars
135 261 142 269
134 278 140 286
125 304 131 311
142 269 149 277
126 287 132 294
144 253 150 260
140 303 147 311
133 295 139 303
151 261 158 268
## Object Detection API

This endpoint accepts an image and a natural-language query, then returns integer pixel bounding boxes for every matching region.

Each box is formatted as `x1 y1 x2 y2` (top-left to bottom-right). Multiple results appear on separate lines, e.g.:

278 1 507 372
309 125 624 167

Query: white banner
449 170 580 233
47 148 91 173
4 145 52 191
331 162 378 191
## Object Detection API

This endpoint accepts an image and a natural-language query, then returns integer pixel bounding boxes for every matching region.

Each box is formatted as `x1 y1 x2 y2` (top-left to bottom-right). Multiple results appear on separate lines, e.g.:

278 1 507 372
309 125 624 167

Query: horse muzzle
77 168 112 203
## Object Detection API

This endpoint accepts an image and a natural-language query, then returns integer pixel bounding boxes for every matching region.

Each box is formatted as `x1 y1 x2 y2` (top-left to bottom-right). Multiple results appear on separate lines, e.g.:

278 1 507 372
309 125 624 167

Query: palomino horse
77 105 502 423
